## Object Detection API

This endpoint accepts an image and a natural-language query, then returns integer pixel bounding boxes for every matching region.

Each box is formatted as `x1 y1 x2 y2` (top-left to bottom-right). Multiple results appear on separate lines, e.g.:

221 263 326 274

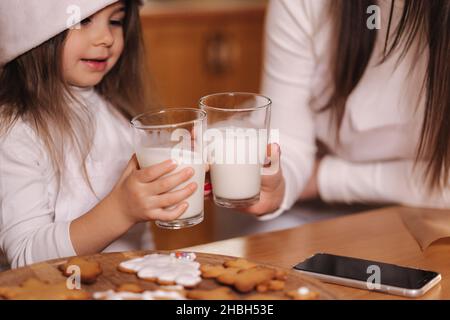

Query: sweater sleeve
0 122 76 269
318 156 450 208
259 0 321 219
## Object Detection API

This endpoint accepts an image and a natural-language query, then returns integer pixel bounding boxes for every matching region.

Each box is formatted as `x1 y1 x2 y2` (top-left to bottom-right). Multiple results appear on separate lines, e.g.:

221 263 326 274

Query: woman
241 0 450 219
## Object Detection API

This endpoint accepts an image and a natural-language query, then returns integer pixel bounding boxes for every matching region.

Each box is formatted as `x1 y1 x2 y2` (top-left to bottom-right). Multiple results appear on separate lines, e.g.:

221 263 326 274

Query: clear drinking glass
199 92 271 208
131 108 206 229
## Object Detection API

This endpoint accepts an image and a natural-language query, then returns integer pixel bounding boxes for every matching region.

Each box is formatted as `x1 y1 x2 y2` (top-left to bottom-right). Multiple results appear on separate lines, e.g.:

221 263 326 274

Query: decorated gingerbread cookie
94 289 186 300
117 252 202 288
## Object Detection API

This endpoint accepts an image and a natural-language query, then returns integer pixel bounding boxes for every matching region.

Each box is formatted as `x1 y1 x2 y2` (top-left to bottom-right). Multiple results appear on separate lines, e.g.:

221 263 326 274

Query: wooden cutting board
0 251 339 299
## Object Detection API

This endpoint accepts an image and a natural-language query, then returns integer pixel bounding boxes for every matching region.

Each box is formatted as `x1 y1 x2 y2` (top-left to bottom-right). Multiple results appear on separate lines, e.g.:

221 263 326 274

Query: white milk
207 127 266 200
210 163 261 199
136 147 205 219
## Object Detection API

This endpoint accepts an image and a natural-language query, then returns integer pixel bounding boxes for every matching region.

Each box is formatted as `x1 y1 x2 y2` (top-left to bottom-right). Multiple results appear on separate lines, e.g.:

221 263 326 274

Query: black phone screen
293 253 439 290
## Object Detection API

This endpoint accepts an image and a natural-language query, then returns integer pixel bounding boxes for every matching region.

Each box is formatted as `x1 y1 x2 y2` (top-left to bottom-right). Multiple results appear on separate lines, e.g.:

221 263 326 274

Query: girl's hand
110 154 198 224
238 143 285 216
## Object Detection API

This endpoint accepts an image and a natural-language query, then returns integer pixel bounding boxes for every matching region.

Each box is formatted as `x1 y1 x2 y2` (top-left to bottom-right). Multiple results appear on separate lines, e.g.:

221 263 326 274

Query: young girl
0 0 198 269
238 0 450 219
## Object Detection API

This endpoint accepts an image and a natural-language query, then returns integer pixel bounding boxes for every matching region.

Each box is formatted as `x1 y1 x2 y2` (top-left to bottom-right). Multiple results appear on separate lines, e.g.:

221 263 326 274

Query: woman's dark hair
325 0 450 191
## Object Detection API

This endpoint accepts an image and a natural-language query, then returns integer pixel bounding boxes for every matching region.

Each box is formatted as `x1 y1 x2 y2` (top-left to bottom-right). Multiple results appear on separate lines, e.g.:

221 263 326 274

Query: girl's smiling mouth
81 57 108 72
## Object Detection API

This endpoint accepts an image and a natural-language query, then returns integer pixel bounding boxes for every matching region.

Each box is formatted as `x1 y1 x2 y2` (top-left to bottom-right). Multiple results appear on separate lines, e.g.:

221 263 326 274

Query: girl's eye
80 18 91 26
110 20 124 26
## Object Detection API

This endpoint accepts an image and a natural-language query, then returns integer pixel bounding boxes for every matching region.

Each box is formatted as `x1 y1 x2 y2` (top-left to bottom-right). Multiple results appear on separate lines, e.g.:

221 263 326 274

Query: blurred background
140 0 377 250
141 0 266 108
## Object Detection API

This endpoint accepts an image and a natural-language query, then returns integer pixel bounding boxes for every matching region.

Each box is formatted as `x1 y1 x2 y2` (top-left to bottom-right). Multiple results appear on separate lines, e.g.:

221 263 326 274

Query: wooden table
184 206 450 299
1 206 448 300
0 251 337 300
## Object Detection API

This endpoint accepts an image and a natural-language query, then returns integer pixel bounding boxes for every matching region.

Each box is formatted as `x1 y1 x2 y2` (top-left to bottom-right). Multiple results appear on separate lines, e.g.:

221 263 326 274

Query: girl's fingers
151 167 194 194
135 159 177 183
151 202 189 222
117 154 140 184
153 182 197 208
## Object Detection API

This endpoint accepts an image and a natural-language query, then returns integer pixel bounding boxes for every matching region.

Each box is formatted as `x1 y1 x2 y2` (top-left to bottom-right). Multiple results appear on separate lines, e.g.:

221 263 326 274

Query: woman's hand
110 154 198 224
238 143 285 216
204 163 212 197
298 159 321 201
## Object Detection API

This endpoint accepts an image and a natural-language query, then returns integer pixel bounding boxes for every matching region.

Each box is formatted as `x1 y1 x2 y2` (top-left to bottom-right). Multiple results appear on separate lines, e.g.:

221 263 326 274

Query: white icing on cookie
118 253 202 287
94 289 186 300
297 287 311 296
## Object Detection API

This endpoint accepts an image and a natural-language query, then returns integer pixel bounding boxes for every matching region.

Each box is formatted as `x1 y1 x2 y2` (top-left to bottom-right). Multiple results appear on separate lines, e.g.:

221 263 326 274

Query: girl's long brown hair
0 0 149 193
324 0 450 191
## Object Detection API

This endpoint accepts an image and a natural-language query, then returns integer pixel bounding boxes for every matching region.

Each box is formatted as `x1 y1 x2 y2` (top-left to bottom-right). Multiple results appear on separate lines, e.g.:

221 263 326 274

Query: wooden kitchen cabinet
140 0 267 107
139 0 267 250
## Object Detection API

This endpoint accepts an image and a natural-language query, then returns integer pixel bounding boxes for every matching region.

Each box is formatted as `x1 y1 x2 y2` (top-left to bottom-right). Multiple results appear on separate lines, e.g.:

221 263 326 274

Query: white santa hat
0 0 119 68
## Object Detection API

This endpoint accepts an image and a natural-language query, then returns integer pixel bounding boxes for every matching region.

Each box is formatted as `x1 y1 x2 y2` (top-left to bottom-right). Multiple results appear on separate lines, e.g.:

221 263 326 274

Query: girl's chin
67 74 105 88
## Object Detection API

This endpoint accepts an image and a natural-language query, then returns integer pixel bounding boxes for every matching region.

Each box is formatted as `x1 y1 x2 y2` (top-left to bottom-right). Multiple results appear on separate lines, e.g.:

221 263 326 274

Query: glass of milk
131 108 206 229
199 92 271 208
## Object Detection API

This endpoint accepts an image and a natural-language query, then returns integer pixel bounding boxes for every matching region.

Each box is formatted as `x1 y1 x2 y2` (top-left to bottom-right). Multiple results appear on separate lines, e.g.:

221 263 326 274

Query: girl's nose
92 24 114 47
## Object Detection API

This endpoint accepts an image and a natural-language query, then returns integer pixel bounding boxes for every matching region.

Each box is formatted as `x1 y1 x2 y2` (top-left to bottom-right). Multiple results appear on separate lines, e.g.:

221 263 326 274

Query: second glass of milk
199 92 271 208
131 108 206 229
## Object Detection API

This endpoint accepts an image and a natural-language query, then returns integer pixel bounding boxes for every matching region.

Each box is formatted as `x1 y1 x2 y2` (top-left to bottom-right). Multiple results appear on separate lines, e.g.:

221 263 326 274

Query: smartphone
293 253 441 298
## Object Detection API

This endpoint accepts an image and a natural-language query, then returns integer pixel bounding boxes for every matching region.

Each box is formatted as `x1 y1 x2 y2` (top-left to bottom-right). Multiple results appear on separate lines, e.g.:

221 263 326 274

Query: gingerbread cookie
116 283 144 293
118 253 201 288
245 293 286 300
223 259 257 270
274 269 288 281
0 278 91 300
187 287 237 300
59 257 102 284
217 267 277 293
159 284 185 291
200 264 241 279
286 286 320 300
200 258 288 294
256 279 286 293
